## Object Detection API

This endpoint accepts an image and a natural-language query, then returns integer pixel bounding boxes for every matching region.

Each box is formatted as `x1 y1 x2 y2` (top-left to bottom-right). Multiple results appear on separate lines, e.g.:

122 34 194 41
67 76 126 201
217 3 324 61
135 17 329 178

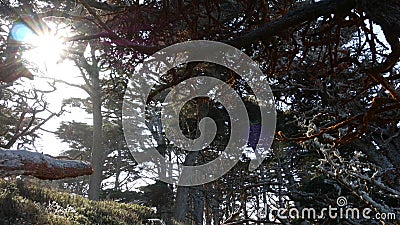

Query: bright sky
24 60 91 156
16 21 92 156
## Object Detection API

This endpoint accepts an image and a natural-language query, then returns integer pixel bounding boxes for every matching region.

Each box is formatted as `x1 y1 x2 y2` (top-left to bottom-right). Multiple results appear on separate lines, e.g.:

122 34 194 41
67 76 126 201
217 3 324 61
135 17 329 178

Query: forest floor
0 178 154 225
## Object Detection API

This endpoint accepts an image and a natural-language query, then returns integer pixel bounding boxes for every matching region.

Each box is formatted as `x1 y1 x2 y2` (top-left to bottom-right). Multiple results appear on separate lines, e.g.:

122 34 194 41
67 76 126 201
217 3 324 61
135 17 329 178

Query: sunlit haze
20 21 66 76
15 22 91 156
22 33 65 71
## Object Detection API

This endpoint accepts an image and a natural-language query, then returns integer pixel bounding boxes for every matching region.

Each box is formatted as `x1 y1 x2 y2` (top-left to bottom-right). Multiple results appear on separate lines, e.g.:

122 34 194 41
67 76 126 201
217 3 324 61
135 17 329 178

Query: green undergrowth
0 178 154 225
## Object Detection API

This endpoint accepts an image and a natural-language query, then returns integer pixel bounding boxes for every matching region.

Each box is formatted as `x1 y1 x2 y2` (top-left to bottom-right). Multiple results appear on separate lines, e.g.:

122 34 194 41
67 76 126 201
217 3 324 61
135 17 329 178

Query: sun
22 32 65 74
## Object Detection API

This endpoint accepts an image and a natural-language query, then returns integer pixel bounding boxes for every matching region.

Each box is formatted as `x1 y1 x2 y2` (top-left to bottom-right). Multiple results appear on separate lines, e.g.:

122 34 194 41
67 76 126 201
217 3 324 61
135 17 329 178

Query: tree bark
88 46 105 201
173 152 197 223
174 99 209 223
193 186 204 225
0 148 92 179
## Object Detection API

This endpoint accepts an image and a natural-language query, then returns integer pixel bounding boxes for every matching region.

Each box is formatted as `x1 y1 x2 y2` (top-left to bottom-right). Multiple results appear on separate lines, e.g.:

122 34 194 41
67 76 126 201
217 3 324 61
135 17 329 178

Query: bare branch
0 148 93 180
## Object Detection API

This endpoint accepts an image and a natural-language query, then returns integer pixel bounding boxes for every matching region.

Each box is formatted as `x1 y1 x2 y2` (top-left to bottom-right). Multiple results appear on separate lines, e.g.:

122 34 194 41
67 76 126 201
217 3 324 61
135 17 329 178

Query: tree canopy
0 0 399 224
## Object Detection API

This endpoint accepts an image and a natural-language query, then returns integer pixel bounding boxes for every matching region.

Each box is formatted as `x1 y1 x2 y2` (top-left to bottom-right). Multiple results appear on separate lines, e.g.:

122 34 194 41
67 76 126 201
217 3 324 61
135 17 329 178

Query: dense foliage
0 0 399 224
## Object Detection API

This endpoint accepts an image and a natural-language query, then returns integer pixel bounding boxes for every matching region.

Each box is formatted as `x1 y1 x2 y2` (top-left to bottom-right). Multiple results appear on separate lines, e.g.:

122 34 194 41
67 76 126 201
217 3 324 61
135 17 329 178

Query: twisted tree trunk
0 148 93 180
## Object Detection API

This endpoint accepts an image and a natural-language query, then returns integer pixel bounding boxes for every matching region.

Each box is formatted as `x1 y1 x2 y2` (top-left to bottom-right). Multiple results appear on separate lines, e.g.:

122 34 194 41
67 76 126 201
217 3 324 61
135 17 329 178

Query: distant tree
56 94 138 199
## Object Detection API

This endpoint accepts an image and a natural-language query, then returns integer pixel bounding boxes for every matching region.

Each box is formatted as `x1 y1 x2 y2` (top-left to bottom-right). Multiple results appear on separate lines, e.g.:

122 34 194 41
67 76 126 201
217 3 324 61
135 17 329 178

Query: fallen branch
0 148 93 180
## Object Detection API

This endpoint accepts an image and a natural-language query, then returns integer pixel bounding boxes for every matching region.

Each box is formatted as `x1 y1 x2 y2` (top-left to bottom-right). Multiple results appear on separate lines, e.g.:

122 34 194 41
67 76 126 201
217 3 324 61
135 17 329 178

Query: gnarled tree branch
0 148 93 180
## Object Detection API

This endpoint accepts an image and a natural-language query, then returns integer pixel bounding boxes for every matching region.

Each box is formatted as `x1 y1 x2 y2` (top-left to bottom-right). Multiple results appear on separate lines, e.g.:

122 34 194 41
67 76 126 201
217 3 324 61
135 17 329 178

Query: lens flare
8 18 65 76
10 22 36 42
27 33 65 62
20 28 65 75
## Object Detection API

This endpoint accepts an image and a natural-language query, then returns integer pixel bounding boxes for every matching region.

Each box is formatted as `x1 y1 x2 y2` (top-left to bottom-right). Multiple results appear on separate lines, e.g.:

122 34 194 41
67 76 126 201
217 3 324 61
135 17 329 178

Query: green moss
0 178 154 225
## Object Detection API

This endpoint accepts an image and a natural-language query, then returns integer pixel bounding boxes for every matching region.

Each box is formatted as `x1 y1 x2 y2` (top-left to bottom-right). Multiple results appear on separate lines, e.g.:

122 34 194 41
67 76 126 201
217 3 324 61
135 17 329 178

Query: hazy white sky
12 21 93 156
24 59 92 156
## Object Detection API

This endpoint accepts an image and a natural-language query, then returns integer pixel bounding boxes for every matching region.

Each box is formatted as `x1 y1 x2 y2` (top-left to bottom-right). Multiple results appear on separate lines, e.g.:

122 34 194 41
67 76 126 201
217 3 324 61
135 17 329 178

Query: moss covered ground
0 178 154 225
